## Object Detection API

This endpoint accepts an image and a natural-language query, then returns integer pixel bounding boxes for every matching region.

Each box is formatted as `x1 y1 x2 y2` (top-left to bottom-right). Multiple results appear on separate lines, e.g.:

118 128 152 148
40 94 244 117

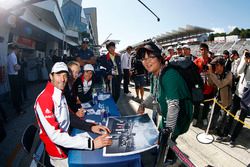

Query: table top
68 93 141 167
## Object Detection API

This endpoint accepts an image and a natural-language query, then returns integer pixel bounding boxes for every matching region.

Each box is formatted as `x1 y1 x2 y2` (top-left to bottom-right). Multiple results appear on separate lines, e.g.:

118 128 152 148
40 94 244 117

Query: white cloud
212 27 225 33
227 25 236 32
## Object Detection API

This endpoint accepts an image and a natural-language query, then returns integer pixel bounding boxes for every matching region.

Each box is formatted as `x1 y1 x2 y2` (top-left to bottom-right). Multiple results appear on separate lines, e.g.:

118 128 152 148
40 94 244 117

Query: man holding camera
216 50 250 147
206 57 232 135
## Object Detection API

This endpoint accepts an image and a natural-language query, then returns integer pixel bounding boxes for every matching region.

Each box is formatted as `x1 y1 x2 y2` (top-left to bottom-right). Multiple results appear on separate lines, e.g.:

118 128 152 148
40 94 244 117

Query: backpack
161 56 204 103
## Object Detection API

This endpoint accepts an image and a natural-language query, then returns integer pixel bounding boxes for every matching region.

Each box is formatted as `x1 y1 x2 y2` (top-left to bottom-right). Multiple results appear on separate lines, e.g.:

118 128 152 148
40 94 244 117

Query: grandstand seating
189 40 250 56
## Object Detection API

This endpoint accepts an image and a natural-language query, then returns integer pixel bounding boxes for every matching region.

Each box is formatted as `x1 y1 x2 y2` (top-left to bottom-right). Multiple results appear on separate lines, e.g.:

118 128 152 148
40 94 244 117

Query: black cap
210 56 225 65
143 42 162 57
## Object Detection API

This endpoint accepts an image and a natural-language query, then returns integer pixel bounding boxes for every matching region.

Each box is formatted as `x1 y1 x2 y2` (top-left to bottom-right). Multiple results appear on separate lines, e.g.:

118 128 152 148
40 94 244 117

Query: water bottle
92 88 98 105
102 78 107 93
152 100 158 125
101 108 107 124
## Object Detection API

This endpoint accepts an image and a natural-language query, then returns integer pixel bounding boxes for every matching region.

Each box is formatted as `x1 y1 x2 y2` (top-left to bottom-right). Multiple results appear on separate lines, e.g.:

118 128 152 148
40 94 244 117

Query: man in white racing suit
34 62 112 167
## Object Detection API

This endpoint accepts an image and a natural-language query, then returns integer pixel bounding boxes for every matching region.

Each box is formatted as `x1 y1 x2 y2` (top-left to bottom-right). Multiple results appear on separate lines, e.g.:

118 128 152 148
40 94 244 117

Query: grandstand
127 25 250 56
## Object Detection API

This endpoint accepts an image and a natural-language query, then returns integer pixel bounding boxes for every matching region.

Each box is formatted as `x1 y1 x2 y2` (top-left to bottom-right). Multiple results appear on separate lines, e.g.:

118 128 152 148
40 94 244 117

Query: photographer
231 50 240 94
206 57 232 135
214 51 250 147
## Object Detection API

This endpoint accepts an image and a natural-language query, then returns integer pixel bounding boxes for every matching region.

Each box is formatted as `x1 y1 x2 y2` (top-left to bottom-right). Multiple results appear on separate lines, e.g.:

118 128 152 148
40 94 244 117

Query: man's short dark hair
200 43 209 51
231 50 238 56
223 50 230 56
126 46 133 50
11 44 19 50
106 41 116 50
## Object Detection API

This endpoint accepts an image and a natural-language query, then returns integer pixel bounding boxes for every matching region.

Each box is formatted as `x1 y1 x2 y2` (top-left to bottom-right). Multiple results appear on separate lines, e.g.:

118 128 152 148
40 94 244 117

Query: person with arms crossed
76 38 96 71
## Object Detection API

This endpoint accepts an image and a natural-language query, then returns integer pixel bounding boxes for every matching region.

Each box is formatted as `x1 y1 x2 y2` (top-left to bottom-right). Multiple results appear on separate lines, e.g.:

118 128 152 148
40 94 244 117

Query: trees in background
208 27 250 41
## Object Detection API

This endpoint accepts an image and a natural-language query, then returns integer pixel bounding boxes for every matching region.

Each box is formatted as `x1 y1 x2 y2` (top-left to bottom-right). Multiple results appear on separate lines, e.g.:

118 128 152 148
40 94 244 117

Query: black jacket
73 74 94 103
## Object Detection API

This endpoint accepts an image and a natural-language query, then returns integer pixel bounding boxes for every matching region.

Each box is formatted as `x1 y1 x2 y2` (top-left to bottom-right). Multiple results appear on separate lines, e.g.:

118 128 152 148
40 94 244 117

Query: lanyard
152 66 163 102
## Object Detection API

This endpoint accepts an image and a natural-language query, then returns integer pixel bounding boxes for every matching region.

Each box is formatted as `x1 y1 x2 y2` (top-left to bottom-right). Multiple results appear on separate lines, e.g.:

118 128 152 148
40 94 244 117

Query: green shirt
152 68 193 139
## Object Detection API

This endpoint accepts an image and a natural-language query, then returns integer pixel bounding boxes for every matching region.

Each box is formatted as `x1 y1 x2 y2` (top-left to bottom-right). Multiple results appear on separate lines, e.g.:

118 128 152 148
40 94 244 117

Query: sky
82 0 250 50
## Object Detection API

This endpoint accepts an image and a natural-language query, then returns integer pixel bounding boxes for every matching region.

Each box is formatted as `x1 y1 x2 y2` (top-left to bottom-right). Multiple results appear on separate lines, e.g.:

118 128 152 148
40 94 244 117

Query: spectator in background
176 45 183 57
46 49 54 73
131 50 146 101
164 46 175 62
99 41 122 103
73 64 95 103
34 62 112 166
217 50 250 147
17 50 28 100
208 51 215 60
76 38 96 71
121 46 133 97
223 50 232 72
52 49 60 63
0 104 7 123
193 43 215 128
231 50 240 94
182 44 197 61
7 44 24 115
206 57 232 135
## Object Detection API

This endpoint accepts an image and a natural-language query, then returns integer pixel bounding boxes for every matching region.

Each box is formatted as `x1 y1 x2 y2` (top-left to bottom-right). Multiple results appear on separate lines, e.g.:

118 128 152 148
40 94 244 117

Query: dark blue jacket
99 52 122 79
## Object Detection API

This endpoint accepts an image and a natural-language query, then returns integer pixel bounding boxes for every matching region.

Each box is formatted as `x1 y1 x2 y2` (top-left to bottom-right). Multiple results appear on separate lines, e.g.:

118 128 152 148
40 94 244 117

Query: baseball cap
84 64 94 71
167 46 174 51
182 44 190 49
82 38 89 43
51 62 69 74
144 42 161 55
176 45 182 49
210 56 225 65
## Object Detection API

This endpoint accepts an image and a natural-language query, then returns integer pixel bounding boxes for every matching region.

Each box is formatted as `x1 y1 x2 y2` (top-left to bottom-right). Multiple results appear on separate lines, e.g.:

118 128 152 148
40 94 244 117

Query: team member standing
34 62 112 167
76 38 96 70
121 46 133 96
100 41 122 103
7 44 24 115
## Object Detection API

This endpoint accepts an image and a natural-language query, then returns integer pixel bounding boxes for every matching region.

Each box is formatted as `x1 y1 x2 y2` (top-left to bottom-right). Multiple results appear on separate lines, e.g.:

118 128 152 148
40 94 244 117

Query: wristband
88 138 94 150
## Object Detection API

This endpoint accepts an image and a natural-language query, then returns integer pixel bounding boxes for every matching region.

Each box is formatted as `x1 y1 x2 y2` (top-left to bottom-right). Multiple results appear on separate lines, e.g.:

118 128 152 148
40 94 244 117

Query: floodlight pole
138 0 160 22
